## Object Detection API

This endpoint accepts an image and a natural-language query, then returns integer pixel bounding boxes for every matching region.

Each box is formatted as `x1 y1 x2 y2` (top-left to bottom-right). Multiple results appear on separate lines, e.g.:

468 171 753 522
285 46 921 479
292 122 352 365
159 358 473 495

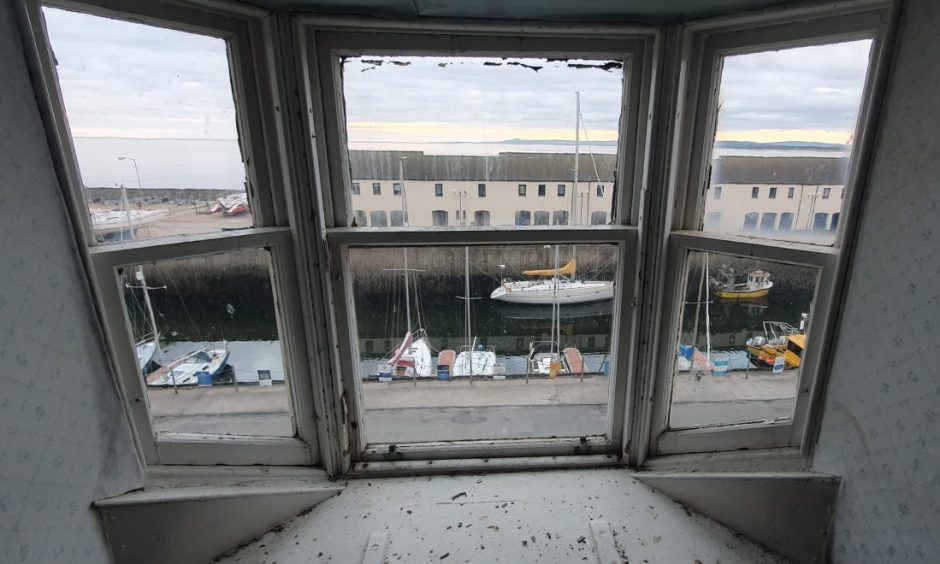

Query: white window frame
295 16 656 464
641 1 894 464
16 0 330 467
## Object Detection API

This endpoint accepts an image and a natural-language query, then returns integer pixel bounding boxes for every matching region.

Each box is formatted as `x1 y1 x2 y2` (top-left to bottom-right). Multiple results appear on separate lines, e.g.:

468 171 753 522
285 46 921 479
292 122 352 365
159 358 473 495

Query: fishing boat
745 320 806 370
146 345 230 386
710 268 773 300
490 259 615 305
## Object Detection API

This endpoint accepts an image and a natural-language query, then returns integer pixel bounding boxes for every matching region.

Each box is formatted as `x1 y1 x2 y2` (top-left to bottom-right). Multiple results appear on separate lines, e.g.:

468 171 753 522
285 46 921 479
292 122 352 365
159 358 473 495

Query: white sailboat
452 247 497 378
375 160 435 379
491 92 614 306
490 259 615 305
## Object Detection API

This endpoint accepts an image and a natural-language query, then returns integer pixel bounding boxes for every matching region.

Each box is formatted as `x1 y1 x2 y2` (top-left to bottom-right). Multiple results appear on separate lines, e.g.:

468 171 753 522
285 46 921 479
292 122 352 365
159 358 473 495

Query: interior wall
0 2 145 563
812 0 940 561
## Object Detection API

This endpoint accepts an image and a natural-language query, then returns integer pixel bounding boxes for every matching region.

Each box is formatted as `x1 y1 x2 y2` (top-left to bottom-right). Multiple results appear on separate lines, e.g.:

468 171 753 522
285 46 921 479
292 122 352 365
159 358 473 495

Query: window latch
574 437 592 455
382 444 404 461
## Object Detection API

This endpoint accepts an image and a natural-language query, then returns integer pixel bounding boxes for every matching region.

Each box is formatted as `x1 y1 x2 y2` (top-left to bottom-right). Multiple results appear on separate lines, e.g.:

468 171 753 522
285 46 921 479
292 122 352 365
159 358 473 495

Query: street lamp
117 156 143 203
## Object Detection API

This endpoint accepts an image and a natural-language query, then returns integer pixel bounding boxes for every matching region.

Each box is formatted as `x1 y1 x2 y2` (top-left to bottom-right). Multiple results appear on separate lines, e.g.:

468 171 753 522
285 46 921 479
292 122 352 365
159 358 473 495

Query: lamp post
118 156 143 203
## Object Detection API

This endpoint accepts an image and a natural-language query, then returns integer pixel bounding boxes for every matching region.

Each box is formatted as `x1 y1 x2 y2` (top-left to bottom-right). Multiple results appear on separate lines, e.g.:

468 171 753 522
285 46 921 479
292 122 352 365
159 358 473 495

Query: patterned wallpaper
813 0 940 562
0 3 145 563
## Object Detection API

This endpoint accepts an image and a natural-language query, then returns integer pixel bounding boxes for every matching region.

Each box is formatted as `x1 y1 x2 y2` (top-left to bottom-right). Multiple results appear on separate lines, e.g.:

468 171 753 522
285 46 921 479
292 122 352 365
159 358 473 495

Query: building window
813 212 829 231
597 185 605 197
779 212 794 231
390 210 407 226
372 182 381 195
713 186 722 200
552 210 569 225
822 187 831 199
354 210 368 226
352 182 360 195
769 187 777 199
518 184 526 196
743 212 759 230
557 184 566 197
435 183 443 197
393 182 401 195
751 186 759 199
538 184 546 197
534 211 550 225
474 210 490 226
478 183 486 197
830 212 840 231
788 187 795 199
590 211 607 225
759 212 777 231
370 210 388 227
703 212 721 230
514 210 531 226
431 210 448 226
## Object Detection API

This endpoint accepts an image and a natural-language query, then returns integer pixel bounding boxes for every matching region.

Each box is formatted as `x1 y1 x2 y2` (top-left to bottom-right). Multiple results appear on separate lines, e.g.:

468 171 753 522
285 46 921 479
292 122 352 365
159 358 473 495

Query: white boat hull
452 350 497 377
136 340 157 372
147 347 229 386
491 280 614 305
376 336 435 378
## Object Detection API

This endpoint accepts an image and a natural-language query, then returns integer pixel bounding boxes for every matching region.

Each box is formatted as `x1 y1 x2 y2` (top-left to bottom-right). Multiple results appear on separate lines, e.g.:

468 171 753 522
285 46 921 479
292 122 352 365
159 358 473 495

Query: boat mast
121 183 160 356
570 91 580 223
704 253 712 367
465 246 472 381
553 244 560 358
399 158 412 333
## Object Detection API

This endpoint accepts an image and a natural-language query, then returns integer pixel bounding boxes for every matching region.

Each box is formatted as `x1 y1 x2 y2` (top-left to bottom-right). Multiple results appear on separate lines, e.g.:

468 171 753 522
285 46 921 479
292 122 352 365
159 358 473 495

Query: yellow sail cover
523 259 577 277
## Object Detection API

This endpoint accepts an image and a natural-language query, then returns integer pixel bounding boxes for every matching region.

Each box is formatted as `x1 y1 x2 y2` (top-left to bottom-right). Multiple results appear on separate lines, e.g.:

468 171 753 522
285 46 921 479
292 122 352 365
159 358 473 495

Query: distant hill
496 138 848 151
714 140 849 151
498 138 618 147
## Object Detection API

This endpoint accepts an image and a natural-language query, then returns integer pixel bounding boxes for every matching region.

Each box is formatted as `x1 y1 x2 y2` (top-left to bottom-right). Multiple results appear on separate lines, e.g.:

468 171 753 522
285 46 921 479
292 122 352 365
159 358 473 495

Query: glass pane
43 8 250 243
122 249 293 437
350 244 618 443
668 251 818 429
703 40 872 245
342 56 626 227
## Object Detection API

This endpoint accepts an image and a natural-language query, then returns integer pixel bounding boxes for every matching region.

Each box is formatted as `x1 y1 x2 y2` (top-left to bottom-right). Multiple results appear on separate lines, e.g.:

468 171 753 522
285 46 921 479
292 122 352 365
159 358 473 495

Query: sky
44 6 872 147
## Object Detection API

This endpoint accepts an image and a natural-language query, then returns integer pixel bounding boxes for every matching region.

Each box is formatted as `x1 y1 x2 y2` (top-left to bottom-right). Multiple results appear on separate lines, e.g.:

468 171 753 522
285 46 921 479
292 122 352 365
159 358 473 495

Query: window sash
325 226 639 461
300 20 655 230
637 3 892 464
18 0 321 466
89 228 320 465
647 232 839 456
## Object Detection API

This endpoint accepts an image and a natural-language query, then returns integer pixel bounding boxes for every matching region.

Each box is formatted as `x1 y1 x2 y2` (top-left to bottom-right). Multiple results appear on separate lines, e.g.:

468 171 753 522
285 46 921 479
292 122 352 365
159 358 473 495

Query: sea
74 137 850 190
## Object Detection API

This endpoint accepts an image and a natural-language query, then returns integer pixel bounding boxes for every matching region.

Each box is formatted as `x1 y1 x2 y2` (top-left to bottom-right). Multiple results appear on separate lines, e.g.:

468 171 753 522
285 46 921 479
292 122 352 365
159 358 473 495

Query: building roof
711 156 849 185
349 150 618 183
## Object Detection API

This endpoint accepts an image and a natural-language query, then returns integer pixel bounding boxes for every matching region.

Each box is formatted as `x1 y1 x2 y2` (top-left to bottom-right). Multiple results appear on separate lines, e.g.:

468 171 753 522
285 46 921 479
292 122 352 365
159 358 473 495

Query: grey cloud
717 40 872 133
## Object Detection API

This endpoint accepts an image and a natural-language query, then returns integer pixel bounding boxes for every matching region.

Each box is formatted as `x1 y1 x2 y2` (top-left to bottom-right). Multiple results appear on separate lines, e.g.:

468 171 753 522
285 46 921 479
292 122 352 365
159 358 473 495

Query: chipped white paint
812 0 940 561
216 469 789 563
0 2 144 562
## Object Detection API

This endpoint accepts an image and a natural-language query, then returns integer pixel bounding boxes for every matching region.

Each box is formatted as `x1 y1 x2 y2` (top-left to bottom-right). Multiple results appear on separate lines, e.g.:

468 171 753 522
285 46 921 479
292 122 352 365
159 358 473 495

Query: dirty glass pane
350 244 618 443
122 249 293 437
668 251 818 429
702 40 872 245
341 56 626 228
43 7 250 243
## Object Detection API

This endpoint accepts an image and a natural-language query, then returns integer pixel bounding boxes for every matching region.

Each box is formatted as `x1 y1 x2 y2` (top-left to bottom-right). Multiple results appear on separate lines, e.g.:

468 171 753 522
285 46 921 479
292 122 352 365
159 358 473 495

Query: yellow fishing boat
745 321 805 369
711 269 773 300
